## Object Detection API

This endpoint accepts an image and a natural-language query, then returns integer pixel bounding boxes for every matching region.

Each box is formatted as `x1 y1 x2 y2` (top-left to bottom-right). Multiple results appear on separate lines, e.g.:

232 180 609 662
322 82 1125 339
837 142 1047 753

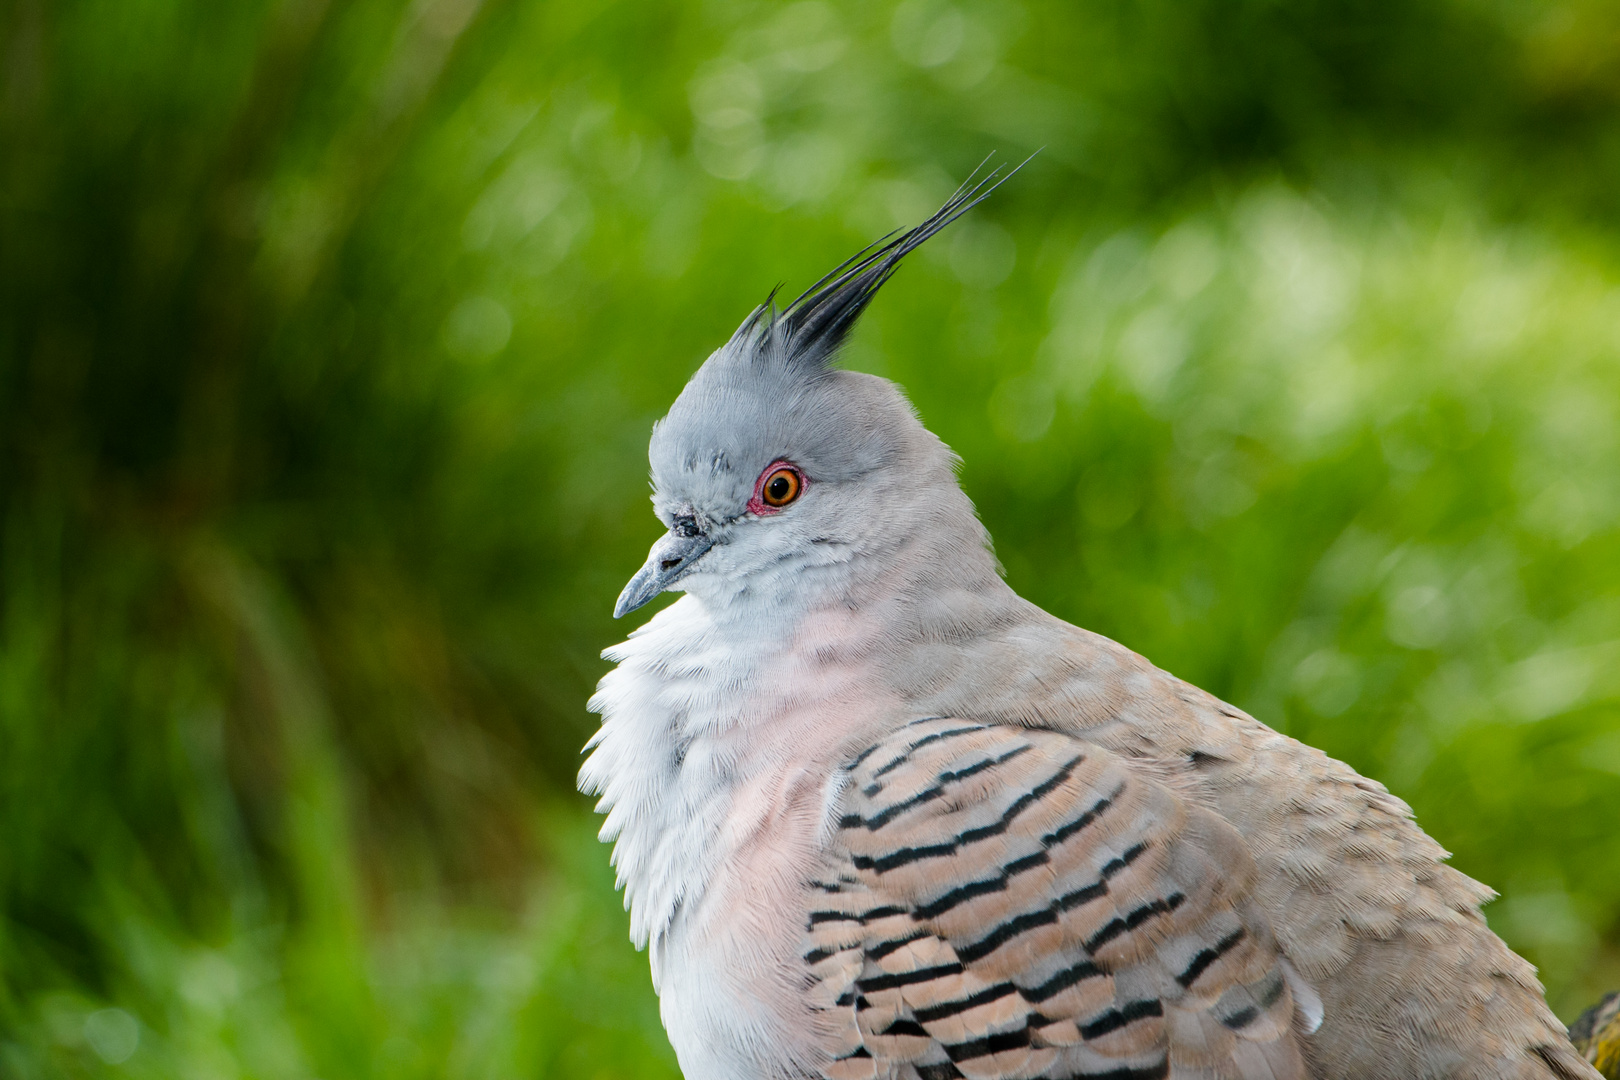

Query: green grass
1 805 678 1080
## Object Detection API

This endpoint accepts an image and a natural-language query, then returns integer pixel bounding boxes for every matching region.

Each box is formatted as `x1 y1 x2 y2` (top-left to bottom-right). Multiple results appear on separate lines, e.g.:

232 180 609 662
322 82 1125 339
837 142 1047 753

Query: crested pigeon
581 169 1599 1080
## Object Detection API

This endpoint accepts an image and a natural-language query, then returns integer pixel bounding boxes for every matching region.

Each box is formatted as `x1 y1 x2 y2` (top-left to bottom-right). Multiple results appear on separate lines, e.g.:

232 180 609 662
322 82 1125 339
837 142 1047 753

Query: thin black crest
736 154 1034 368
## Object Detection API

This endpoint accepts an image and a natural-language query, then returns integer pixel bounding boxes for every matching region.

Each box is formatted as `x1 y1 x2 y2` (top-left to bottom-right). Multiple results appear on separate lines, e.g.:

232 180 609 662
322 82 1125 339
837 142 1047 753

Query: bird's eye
762 467 801 507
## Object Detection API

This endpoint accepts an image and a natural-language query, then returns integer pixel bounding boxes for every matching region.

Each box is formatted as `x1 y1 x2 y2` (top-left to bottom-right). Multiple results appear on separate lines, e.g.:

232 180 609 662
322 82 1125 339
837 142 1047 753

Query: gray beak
613 529 715 618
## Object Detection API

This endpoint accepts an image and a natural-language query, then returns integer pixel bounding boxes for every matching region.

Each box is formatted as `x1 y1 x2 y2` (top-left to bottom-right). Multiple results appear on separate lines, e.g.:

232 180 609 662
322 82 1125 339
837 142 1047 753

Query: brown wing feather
806 719 1312 1080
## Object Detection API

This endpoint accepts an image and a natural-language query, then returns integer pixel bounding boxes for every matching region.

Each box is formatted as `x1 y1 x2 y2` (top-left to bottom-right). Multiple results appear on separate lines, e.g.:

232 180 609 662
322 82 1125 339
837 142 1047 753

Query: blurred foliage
3 0 1620 1074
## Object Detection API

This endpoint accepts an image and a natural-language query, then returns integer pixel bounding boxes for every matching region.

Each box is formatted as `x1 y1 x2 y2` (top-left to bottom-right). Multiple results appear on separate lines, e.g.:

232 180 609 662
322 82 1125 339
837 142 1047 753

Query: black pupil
768 474 792 501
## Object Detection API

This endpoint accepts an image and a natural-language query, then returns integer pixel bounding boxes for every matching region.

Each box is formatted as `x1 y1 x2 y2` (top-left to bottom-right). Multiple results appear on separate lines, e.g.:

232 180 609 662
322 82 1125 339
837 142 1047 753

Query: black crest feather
735 155 1033 369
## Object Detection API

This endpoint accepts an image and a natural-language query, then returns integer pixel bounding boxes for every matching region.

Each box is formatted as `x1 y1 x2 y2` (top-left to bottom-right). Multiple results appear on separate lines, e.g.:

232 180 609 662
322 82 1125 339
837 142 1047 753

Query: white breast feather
582 595 761 964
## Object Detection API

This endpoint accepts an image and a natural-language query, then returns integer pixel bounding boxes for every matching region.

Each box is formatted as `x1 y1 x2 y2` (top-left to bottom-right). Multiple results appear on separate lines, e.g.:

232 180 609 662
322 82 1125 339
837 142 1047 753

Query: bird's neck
581 587 919 959
581 504 1058 958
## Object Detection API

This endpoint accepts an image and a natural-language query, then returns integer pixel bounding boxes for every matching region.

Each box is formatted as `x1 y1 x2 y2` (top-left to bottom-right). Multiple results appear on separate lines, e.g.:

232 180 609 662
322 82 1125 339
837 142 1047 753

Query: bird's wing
805 718 1317 1080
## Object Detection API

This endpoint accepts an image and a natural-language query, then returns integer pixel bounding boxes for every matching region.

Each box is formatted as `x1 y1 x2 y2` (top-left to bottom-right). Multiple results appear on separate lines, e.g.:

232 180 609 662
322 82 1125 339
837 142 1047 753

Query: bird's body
582 172 1597 1080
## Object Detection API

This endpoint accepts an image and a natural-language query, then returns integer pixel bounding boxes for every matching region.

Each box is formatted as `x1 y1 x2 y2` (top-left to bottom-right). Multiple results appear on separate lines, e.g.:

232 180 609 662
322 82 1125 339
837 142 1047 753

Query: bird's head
613 166 1018 621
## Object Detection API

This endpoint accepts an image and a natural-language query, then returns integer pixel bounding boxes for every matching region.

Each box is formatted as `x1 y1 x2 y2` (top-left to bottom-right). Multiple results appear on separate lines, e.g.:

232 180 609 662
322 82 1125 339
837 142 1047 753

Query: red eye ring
748 460 806 515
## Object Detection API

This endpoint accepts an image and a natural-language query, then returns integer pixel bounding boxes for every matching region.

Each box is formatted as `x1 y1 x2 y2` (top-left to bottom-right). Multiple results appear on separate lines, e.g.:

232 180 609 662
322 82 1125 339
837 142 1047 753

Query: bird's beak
613 529 715 618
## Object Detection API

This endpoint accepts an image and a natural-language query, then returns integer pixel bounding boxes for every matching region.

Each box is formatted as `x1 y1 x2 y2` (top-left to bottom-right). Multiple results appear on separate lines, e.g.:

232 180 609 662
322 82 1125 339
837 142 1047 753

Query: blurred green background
3 0 1620 1075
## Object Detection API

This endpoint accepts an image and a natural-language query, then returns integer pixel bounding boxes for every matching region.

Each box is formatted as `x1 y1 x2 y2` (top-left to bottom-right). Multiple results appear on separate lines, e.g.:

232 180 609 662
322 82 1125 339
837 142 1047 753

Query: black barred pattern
856 962 966 993
870 725 986 779
956 905 1061 965
867 930 930 960
846 753 1085 874
1079 999 1163 1040
1221 1004 1260 1031
1066 1060 1170 1080
905 787 1126 922
1043 784 1126 848
1082 892 1185 953
944 1027 1030 1062
808 720 1304 1080
904 715 954 728
955 843 1153 964
845 744 1030 830
806 905 905 929
1176 927 1246 988
1219 970 1287 1031
844 742 884 771
913 982 1019 1023
1022 959 1106 1003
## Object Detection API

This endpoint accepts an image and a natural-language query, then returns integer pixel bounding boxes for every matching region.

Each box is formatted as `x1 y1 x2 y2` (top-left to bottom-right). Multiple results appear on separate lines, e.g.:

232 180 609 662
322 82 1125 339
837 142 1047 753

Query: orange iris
761 467 801 507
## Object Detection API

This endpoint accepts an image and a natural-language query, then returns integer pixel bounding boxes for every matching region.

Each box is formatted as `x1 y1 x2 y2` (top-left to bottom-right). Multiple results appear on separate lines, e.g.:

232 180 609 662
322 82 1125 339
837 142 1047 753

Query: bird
580 166 1600 1080
1571 992 1620 1078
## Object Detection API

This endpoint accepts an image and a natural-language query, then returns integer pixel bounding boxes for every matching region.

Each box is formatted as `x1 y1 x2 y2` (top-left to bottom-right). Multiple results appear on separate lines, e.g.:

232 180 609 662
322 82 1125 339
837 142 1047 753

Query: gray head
614 166 1021 622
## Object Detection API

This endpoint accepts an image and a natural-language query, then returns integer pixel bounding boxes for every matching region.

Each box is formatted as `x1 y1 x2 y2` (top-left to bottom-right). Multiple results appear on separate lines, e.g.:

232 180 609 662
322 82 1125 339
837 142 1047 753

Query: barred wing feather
806 719 1314 1080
